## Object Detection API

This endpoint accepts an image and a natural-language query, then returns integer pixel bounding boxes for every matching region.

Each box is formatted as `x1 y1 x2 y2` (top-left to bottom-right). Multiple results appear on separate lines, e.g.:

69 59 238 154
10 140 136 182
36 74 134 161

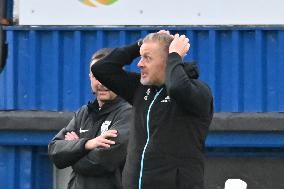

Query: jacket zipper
138 88 163 189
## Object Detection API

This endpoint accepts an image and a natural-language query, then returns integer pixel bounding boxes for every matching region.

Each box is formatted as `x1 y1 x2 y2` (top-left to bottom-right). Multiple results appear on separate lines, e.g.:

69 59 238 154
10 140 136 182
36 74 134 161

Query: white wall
18 0 284 25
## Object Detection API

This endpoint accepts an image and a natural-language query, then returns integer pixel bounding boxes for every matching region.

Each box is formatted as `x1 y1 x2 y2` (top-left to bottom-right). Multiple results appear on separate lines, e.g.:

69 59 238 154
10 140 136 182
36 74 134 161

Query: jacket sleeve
165 52 213 116
91 43 141 104
71 106 132 176
48 111 90 169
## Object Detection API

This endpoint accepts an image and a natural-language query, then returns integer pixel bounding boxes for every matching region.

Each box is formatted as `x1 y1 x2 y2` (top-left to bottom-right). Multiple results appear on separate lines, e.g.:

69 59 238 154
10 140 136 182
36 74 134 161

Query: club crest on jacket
101 120 112 134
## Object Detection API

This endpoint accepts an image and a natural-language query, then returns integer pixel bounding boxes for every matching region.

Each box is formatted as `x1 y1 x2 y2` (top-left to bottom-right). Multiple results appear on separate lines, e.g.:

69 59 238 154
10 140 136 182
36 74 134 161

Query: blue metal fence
1 26 284 112
0 131 55 189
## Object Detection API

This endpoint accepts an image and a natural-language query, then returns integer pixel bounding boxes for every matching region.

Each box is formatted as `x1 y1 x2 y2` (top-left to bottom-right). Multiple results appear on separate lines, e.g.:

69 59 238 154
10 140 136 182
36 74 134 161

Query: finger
157 30 165 33
65 135 70 140
180 35 186 40
97 142 111 148
185 37 189 43
157 30 170 35
70 131 77 135
185 43 190 51
66 133 76 140
174 33 179 38
70 131 79 139
103 132 118 138
102 130 118 138
66 132 78 140
157 30 165 34
106 129 118 134
65 132 73 138
65 134 73 141
100 138 116 145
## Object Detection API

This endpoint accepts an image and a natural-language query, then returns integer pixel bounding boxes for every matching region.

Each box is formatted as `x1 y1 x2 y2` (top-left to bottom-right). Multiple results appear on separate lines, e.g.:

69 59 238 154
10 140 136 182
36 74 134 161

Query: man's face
138 41 167 86
90 60 117 102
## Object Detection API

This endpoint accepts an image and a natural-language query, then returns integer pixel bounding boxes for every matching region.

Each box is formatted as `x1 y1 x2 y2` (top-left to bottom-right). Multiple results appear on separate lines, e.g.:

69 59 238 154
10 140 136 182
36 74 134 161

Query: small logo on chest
161 96 171 103
101 120 111 134
144 88 151 101
79 128 88 133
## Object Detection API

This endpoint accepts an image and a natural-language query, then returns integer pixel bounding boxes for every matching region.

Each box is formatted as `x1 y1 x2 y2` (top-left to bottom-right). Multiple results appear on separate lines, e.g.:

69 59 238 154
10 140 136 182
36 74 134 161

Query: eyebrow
141 51 151 56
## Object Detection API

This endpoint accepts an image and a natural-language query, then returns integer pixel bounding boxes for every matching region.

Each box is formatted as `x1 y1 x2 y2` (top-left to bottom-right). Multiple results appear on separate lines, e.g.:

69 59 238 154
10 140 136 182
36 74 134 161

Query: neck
98 100 104 108
154 79 165 87
157 75 165 86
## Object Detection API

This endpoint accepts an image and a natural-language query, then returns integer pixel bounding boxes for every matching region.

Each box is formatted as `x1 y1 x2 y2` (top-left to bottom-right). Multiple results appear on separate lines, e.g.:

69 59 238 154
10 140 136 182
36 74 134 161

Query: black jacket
48 97 132 189
92 43 213 189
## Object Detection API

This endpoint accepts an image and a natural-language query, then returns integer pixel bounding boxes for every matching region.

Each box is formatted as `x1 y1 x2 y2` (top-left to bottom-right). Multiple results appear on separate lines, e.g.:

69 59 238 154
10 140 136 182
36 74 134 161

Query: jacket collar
151 85 165 92
87 96 125 115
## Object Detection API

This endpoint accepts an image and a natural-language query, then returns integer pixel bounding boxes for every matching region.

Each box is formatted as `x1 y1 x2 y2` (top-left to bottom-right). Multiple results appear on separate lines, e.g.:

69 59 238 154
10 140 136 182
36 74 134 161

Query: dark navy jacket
92 43 213 189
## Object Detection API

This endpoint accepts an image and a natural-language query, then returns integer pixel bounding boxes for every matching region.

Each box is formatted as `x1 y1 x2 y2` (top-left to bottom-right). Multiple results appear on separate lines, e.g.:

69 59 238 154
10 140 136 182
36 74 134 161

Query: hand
157 30 174 38
169 34 190 58
157 30 170 35
65 131 79 141
85 130 118 150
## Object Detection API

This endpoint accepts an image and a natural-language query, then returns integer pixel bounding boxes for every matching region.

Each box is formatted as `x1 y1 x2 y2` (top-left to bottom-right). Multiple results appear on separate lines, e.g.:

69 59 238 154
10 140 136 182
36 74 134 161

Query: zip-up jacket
48 97 132 189
92 42 213 189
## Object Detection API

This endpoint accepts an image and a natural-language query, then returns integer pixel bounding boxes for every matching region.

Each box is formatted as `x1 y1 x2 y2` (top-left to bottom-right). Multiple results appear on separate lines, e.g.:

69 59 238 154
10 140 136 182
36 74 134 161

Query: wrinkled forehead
141 41 160 50
143 37 172 55
140 41 167 57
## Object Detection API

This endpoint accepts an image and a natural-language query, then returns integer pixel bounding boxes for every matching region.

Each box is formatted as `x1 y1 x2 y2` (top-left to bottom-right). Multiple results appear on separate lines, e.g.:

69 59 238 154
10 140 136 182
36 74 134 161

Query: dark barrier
0 0 8 73
205 157 284 189
1 111 284 188
205 113 284 189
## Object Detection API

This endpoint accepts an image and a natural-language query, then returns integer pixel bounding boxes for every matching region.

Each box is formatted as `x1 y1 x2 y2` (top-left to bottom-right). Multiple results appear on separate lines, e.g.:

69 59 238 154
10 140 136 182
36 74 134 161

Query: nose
97 81 108 90
137 58 144 68
97 80 102 87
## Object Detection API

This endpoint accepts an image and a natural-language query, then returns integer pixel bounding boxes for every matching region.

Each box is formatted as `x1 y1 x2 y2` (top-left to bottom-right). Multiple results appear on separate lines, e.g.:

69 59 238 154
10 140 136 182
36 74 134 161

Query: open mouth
141 72 147 78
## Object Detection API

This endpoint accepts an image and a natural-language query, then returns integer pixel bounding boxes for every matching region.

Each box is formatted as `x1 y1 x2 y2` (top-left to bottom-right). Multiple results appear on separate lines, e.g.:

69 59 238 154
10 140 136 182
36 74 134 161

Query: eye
144 56 151 62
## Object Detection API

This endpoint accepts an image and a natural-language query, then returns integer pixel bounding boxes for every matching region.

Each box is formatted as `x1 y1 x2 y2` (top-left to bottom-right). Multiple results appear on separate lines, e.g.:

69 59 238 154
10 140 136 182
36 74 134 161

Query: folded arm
72 107 132 176
48 116 89 169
